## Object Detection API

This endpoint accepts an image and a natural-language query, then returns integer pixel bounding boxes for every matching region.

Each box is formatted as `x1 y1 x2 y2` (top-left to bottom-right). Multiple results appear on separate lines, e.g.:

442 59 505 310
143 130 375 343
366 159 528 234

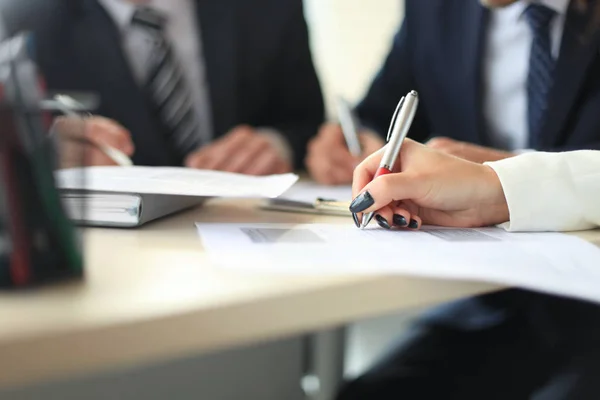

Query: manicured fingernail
349 191 374 213
393 214 408 227
409 219 419 229
375 215 391 230
352 213 361 228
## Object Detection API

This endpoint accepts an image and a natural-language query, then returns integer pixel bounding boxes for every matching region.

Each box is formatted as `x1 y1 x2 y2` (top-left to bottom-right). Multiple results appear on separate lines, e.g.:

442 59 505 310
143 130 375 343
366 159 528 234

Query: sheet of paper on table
196 223 600 305
56 166 298 198
279 182 352 203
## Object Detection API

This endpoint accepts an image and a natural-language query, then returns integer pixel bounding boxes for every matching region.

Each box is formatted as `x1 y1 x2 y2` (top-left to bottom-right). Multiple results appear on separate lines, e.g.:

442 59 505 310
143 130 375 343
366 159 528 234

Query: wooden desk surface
1 198 596 389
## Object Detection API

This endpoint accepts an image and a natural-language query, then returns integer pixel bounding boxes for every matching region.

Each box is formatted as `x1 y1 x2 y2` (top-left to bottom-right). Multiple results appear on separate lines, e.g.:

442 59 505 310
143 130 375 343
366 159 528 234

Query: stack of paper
57 166 299 198
56 167 298 227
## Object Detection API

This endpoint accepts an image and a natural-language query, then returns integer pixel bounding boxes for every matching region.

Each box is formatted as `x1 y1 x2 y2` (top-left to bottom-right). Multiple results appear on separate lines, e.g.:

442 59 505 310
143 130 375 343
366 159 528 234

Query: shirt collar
98 0 138 31
516 0 571 20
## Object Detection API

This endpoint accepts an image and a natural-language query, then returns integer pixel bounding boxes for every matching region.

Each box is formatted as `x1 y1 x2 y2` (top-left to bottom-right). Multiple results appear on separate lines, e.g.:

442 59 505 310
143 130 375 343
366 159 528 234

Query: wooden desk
1 199 594 389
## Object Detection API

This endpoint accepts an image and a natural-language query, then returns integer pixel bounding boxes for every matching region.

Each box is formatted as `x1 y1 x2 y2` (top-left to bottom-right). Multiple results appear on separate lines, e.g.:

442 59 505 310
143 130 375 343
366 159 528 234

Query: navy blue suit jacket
0 0 325 168
358 0 600 151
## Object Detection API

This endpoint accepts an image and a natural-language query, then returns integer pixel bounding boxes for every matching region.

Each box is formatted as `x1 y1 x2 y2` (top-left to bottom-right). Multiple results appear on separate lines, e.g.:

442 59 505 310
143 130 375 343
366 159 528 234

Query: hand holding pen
350 91 419 229
43 95 134 167
348 135 509 230
306 100 384 185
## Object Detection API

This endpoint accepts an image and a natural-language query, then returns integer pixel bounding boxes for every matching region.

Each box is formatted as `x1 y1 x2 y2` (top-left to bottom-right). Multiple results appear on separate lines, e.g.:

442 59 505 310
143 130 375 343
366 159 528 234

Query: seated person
341 140 600 399
0 0 324 175
303 0 600 398
306 0 600 184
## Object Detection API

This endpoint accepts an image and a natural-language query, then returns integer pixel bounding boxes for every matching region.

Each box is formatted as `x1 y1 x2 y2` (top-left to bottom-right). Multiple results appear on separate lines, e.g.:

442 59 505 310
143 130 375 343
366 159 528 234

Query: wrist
479 165 510 225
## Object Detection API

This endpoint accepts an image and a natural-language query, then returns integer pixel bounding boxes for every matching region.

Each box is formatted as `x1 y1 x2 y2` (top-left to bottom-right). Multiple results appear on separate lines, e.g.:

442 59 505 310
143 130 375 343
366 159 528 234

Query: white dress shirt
487 151 600 232
483 0 570 151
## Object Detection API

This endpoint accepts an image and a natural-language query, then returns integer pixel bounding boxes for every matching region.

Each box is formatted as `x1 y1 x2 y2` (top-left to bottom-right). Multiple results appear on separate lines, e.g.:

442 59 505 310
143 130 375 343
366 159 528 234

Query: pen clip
386 96 405 142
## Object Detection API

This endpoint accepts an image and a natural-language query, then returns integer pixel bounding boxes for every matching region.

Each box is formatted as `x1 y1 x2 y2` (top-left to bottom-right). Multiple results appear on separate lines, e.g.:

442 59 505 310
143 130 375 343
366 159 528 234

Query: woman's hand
349 139 510 229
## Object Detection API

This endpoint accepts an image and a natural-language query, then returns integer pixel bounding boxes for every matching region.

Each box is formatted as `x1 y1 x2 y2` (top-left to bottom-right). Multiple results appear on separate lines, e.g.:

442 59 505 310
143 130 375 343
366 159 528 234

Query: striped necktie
131 7 203 158
524 4 557 149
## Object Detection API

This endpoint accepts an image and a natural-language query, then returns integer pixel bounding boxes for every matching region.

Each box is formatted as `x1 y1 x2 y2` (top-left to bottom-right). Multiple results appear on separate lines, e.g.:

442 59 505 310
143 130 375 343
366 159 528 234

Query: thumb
349 173 421 214
185 149 206 169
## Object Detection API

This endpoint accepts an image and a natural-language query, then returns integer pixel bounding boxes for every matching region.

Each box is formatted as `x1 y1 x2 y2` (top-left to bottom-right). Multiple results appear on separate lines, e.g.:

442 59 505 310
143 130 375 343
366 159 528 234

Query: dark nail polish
349 191 375 213
409 219 419 229
393 214 408 227
375 215 391 230
352 213 361 228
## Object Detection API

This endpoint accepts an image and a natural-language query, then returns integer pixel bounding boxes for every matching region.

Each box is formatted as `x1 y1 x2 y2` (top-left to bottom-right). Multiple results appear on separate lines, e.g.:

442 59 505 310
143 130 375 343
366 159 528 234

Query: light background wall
304 1 418 379
304 0 403 119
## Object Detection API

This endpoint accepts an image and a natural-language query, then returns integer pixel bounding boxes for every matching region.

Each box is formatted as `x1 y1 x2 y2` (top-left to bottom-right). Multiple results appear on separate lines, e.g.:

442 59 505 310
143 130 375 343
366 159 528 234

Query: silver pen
336 97 363 157
359 90 419 229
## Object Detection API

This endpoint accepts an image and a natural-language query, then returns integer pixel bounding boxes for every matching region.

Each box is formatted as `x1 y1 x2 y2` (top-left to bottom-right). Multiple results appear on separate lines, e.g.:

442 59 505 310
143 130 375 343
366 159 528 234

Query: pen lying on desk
354 90 419 229
41 94 134 167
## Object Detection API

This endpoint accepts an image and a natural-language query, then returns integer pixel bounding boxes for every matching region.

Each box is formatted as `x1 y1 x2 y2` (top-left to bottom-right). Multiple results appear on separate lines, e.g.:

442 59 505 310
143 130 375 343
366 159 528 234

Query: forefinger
352 147 386 198
85 118 135 155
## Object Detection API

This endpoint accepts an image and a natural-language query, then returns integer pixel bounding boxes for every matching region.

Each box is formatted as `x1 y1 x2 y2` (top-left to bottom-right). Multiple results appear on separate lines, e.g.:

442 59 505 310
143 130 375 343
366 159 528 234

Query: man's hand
426 137 514 164
305 123 384 185
53 116 135 169
185 125 292 175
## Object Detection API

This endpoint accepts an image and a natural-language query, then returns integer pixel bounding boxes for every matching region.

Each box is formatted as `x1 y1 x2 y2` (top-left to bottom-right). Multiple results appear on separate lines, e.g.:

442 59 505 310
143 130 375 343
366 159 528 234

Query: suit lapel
461 1 489 145
539 0 600 148
71 0 174 165
196 0 238 137
73 1 144 116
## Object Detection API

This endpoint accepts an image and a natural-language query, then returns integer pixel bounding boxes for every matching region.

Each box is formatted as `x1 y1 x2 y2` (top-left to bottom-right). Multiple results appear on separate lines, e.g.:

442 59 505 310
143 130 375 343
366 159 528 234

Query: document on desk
57 166 298 198
279 182 352 203
196 223 600 305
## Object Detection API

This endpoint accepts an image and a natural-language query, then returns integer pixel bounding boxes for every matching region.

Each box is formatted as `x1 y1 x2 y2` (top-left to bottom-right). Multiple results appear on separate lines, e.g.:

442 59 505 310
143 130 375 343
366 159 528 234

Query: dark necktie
131 7 203 158
524 4 557 148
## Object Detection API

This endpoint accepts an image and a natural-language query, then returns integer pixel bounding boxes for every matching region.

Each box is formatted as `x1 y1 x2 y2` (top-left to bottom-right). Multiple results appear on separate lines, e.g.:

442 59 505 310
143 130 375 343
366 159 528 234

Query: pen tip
361 213 375 229
410 90 419 97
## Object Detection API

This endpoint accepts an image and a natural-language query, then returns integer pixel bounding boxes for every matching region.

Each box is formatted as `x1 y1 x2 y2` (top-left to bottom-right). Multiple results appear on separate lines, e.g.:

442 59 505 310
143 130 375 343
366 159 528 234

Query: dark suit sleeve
542 91 600 151
356 6 430 143
265 0 325 169
543 142 600 151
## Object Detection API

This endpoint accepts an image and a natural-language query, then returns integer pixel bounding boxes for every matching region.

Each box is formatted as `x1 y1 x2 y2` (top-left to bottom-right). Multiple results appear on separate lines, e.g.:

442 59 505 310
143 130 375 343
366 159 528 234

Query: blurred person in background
0 0 324 175
328 0 600 399
307 0 600 184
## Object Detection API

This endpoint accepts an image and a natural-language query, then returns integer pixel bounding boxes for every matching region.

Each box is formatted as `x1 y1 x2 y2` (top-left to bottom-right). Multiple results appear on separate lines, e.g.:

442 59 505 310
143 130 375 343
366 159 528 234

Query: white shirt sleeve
485 151 600 232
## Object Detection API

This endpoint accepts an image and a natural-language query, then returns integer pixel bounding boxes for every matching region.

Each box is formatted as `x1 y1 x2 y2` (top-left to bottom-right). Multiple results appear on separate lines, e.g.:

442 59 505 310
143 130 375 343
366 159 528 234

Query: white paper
56 166 298 198
280 182 352 203
196 223 600 304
